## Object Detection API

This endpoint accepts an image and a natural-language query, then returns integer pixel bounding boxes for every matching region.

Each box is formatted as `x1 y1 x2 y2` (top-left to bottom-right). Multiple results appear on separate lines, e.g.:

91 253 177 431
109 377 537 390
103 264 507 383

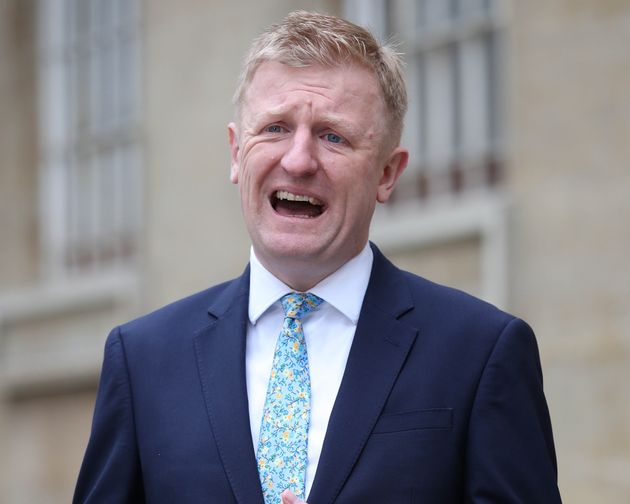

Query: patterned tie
257 292 323 504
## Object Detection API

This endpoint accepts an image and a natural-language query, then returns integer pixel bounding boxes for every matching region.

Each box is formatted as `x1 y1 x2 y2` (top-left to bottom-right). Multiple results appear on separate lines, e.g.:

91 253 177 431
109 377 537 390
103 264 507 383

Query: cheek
238 154 259 185
335 159 380 193
266 151 280 165
241 147 281 185
345 174 380 215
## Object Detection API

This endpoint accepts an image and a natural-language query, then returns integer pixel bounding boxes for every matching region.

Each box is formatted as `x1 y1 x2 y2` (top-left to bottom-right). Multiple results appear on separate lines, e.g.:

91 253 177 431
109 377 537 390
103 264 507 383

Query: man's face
228 61 407 287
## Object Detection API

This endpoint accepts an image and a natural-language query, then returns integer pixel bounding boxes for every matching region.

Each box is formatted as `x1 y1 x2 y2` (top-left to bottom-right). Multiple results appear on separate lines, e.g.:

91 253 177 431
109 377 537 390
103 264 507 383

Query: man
74 11 562 504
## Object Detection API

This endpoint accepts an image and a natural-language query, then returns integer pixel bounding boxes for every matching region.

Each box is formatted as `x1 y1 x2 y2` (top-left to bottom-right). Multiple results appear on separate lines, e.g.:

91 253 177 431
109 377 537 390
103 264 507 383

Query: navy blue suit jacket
74 245 561 503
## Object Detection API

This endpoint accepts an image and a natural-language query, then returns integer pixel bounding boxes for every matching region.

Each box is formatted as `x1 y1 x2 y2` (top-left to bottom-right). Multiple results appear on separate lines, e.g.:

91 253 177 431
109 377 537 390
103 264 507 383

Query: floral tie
256 292 323 504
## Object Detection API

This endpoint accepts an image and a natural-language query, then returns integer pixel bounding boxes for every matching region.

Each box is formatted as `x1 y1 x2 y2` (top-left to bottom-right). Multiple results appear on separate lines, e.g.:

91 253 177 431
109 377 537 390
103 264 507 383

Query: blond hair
234 10 407 143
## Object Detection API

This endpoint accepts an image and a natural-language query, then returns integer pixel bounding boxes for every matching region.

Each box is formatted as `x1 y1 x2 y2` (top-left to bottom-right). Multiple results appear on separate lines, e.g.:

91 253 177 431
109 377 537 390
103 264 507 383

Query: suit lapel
192 248 418 504
308 246 418 504
193 268 265 504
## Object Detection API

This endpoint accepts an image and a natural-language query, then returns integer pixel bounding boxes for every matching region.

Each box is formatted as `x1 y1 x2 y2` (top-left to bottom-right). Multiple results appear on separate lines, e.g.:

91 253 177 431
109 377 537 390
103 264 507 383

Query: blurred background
0 0 629 502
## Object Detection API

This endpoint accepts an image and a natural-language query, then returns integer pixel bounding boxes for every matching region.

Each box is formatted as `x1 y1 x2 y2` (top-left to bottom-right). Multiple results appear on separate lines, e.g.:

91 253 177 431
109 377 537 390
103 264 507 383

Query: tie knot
281 292 323 320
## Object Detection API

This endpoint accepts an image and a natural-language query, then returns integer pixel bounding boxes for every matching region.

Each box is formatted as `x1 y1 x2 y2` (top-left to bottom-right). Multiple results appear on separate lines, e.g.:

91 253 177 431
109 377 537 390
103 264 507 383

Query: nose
280 128 318 176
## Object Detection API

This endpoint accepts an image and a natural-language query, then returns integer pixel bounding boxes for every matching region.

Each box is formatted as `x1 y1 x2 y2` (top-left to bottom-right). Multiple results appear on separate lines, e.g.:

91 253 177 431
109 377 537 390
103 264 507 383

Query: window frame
35 0 143 281
344 0 511 307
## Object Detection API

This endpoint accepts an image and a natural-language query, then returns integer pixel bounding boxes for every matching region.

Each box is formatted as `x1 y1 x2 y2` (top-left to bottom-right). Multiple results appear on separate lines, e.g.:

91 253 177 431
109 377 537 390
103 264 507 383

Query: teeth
275 190 323 206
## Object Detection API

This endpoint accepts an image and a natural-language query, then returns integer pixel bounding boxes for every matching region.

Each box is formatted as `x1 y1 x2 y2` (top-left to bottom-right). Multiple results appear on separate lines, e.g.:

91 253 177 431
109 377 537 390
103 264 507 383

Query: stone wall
510 0 630 501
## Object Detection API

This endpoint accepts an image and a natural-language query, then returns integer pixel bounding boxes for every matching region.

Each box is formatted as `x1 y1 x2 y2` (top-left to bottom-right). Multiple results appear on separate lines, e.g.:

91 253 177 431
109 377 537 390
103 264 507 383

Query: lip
269 186 328 218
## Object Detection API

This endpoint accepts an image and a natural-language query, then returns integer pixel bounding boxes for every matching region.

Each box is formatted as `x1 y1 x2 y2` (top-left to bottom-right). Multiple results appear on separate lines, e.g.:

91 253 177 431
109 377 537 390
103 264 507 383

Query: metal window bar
388 0 503 203
39 0 141 276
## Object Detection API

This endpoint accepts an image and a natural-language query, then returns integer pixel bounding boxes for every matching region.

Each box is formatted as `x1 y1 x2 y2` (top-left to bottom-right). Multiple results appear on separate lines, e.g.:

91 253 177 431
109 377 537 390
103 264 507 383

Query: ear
228 122 240 184
376 147 409 203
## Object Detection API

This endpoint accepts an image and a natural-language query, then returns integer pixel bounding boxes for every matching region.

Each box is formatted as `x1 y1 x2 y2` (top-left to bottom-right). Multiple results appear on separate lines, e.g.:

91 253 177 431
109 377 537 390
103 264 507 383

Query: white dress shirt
246 243 373 497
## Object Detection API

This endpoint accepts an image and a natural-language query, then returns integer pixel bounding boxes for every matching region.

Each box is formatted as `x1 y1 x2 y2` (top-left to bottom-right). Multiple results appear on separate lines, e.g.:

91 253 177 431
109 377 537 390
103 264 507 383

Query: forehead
241 61 386 121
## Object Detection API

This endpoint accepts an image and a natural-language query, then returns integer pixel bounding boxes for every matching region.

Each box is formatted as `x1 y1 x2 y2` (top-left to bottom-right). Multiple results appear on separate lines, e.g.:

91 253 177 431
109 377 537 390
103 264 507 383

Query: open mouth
271 190 325 218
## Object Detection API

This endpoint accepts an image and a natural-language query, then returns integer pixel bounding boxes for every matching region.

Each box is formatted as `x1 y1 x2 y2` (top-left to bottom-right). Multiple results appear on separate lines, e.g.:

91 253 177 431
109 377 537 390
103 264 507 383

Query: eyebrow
250 105 365 140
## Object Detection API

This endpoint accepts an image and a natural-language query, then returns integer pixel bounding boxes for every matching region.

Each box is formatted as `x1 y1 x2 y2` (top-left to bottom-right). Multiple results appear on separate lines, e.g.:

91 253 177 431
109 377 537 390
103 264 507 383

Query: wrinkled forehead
237 60 389 125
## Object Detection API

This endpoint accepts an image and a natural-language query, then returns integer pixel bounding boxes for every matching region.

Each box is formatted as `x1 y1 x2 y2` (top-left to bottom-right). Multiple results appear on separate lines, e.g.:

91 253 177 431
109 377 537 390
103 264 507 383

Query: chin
266 243 325 262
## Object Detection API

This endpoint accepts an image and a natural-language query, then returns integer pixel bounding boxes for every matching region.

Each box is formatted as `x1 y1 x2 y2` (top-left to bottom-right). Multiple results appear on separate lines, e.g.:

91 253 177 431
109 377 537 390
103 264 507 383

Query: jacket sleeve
465 317 562 503
73 327 145 503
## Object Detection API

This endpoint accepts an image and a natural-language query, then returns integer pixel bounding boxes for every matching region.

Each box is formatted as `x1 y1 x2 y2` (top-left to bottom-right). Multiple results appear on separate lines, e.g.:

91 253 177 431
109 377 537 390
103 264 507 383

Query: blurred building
0 0 628 502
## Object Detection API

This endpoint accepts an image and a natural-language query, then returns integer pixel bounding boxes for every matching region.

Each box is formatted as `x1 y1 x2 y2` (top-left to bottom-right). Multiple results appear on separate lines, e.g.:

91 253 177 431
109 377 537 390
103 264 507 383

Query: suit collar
206 265 250 320
196 246 418 504
308 244 418 504
363 242 415 319
195 267 266 504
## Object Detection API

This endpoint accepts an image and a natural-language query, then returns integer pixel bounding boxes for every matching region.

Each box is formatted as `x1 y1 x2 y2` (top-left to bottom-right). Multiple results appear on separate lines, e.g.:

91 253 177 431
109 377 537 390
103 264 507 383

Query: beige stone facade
0 0 628 502
510 1 630 501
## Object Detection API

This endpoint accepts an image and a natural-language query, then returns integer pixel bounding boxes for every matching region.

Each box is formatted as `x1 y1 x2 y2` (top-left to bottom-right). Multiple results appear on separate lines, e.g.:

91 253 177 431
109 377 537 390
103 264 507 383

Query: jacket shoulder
400 268 513 324
117 274 247 344
389 265 522 357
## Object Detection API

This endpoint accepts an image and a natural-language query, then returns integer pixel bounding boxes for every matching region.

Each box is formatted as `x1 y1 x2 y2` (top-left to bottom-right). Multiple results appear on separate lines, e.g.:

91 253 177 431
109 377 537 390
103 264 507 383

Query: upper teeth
275 190 323 206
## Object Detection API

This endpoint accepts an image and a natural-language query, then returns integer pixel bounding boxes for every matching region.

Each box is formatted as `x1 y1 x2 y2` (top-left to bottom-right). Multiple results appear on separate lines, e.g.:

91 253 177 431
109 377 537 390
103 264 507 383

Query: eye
324 133 344 144
264 124 284 133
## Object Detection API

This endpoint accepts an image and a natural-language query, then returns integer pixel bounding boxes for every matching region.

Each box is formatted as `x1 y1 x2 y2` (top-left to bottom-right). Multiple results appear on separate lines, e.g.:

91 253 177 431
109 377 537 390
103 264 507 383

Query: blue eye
265 125 283 133
325 133 343 144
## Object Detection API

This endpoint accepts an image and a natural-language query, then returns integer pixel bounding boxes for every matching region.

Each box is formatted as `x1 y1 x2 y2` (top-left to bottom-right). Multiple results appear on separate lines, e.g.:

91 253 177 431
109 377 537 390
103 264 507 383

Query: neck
253 245 368 292
260 259 335 292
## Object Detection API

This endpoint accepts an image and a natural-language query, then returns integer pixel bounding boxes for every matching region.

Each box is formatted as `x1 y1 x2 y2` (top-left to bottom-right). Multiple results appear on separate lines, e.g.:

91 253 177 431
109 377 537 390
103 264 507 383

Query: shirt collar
248 243 374 325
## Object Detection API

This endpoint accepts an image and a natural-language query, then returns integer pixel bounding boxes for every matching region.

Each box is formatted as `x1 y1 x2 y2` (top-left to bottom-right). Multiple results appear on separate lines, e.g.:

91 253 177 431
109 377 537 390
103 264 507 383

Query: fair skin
228 60 408 292
281 489 306 504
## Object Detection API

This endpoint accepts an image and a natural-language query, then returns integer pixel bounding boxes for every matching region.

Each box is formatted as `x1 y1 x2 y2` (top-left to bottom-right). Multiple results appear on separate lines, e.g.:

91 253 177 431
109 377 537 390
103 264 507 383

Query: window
37 0 142 278
344 0 505 202
344 0 509 306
